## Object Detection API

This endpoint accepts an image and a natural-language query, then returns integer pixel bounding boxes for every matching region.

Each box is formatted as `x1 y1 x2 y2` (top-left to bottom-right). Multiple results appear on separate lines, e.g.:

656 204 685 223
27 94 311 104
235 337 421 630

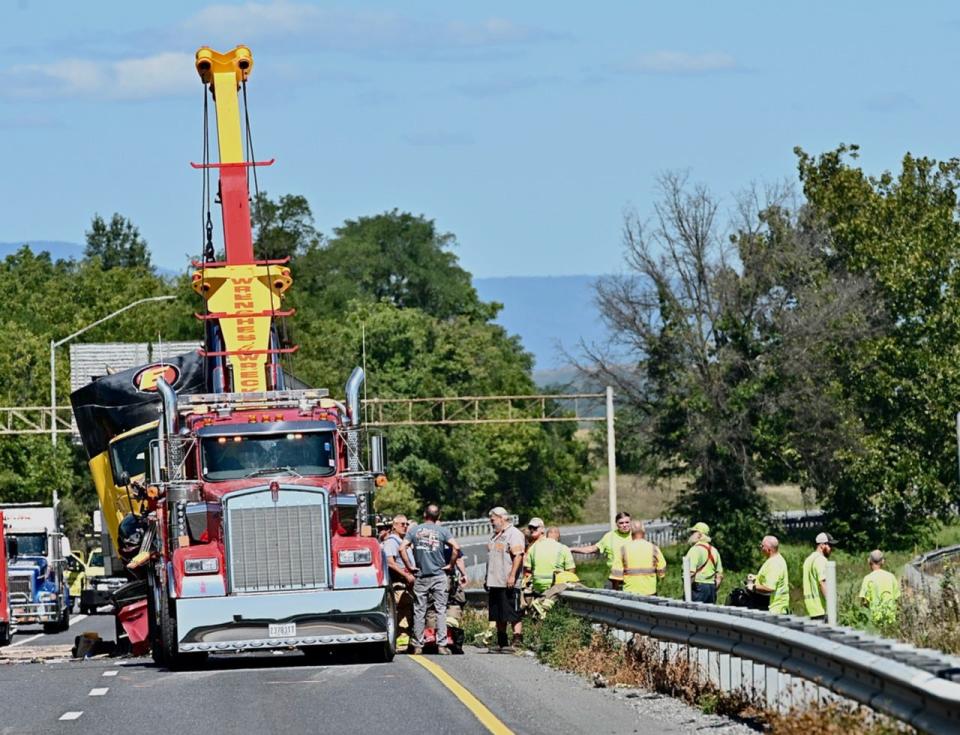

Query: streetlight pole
50 294 177 446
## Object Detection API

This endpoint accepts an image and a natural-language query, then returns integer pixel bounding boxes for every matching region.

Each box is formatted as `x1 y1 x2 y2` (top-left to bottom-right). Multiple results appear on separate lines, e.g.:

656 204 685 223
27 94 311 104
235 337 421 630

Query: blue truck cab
1 503 71 634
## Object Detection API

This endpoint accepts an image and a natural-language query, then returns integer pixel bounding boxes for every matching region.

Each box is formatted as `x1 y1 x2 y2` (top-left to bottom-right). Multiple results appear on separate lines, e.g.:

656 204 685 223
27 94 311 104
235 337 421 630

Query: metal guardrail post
682 556 692 602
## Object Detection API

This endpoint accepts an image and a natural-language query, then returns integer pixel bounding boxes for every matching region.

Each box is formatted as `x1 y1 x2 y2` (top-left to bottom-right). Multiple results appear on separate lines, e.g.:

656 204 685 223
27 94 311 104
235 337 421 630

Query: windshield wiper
243 466 303 478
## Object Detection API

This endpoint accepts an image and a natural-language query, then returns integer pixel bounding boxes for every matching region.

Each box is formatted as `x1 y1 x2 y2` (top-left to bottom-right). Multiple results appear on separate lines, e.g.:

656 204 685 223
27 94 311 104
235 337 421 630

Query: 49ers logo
132 364 180 393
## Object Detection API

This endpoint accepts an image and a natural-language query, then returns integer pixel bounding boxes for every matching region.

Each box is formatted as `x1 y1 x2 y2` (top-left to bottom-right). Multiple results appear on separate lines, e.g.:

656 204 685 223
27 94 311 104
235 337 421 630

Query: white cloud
619 51 738 75
181 1 556 54
3 51 195 100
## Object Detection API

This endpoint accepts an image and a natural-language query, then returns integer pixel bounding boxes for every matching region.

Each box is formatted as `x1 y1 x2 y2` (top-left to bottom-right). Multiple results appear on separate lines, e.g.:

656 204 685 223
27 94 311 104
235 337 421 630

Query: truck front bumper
175 587 390 653
11 603 59 623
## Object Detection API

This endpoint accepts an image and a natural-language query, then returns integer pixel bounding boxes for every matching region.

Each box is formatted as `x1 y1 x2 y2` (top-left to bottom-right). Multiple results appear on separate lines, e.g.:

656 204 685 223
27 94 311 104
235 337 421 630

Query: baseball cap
527 517 544 529
688 522 710 535
815 532 839 545
488 506 509 518
868 549 885 564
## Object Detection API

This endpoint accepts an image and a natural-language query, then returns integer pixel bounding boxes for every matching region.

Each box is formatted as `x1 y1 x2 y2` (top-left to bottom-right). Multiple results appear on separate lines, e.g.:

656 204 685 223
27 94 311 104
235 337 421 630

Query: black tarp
70 351 206 459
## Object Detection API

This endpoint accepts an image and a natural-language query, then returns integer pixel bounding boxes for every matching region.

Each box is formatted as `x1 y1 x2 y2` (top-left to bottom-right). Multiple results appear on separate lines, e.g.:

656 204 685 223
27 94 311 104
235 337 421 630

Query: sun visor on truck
70 350 208 460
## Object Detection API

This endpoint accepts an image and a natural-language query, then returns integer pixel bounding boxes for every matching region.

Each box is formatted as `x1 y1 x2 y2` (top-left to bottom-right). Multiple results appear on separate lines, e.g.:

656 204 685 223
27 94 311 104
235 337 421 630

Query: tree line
588 146 960 567
0 202 590 539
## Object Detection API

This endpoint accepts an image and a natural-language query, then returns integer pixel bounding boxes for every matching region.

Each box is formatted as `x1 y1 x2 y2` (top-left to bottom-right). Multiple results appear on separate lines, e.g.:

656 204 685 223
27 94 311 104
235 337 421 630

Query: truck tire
0 622 11 647
147 568 205 670
373 591 396 663
43 605 69 634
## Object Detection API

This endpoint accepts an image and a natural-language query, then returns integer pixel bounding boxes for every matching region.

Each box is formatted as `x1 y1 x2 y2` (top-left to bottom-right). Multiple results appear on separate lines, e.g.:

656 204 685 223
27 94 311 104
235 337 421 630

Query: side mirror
6 536 17 559
370 435 387 475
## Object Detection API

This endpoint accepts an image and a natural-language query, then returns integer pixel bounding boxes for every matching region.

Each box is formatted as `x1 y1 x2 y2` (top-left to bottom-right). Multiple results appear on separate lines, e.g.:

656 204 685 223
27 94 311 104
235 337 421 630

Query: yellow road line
408 655 514 735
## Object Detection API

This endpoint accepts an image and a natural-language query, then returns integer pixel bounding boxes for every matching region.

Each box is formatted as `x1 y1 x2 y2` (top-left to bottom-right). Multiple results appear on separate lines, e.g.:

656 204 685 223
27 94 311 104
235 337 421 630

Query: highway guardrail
463 586 960 734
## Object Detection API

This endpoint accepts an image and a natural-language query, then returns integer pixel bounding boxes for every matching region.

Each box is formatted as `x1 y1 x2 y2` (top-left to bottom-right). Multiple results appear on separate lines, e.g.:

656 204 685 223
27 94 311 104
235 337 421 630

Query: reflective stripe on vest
622 540 660 577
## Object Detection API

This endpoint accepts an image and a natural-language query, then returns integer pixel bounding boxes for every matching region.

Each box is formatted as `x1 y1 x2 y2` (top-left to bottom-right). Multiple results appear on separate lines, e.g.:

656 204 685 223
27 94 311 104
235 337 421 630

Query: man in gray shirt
400 504 461 655
486 506 526 651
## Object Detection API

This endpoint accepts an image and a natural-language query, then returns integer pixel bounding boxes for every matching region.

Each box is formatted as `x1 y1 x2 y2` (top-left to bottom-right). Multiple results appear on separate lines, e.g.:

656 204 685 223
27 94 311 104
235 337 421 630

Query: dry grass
523 604 914 734
765 703 912 735
579 474 811 523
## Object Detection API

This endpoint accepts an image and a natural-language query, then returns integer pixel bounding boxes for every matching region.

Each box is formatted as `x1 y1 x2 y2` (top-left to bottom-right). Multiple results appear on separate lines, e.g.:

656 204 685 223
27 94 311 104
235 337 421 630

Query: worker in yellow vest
749 535 790 614
802 531 837 621
859 550 900 627
571 511 632 589
523 525 576 594
684 521 723 603
619 520 666 595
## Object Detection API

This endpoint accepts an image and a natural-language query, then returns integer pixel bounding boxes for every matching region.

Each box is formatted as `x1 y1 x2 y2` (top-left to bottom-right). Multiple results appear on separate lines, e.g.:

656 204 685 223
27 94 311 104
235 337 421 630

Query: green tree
251 192 321 260
84 213 152 270
591 174 872 567
292 301 591 521
293 210 492 321
795 145 960 548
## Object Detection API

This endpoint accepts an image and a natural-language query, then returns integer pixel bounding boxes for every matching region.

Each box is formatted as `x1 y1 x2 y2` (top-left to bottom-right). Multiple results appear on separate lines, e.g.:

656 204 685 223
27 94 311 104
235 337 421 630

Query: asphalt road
0 644 694 735
8 609 116 649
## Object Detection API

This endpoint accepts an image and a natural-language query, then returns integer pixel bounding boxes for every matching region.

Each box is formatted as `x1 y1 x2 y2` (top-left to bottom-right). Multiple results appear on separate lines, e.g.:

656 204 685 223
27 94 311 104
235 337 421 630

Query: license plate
269 623 296 638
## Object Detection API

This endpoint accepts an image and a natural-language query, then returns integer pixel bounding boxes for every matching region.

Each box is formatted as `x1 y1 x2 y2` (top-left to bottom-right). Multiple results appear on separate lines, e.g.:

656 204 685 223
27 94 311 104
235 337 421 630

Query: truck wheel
58 606 71 633
374 591 396 663
147 569 205 670
0 622 11 647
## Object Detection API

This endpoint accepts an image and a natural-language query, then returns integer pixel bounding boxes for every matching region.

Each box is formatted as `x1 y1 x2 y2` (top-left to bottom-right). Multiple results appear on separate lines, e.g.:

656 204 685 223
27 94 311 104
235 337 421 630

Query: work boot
410 646 423 655
437 646 451 655
511 634 523 649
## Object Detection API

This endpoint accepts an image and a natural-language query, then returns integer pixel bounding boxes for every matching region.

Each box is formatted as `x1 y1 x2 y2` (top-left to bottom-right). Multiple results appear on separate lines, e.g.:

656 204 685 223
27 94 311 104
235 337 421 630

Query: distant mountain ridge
0 241 608 381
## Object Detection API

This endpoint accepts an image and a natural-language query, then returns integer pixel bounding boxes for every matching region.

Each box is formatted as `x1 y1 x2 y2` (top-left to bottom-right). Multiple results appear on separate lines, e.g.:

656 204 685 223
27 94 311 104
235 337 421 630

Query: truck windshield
110 429 153 484
10 533 46 556
201 431 336 481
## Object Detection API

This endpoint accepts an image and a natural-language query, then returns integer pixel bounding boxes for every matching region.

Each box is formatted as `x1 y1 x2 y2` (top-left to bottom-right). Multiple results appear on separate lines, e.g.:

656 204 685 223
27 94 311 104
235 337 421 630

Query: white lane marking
10 633 43 647
10 613 88 647
59 712 83 721
88 688 108 697
102 671 118 677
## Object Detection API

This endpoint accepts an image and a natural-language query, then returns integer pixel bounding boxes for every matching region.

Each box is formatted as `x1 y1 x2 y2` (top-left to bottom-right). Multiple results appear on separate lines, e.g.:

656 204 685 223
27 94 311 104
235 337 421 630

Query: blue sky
1 1 957 278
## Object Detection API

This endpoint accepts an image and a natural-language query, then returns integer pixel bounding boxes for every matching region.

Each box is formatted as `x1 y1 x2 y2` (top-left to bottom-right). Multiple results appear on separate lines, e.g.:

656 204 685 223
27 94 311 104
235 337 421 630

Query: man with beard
802 532 838 621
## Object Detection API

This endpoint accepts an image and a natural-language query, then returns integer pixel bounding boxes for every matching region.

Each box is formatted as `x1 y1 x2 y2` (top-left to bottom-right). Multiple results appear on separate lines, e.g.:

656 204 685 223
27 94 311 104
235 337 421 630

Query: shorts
487 587 522 624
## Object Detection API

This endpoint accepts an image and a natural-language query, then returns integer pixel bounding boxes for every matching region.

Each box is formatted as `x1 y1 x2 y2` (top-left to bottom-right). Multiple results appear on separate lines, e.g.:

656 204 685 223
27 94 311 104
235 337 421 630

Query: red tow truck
71 46 393 668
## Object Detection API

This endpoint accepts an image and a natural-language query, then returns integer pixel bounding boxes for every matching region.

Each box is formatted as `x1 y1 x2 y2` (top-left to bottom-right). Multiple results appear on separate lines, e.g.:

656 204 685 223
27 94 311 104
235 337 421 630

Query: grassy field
579 474 814 523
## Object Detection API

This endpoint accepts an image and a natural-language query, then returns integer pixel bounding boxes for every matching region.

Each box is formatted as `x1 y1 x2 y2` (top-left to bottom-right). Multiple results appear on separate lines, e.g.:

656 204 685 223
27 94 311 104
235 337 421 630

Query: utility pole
606 386 617 530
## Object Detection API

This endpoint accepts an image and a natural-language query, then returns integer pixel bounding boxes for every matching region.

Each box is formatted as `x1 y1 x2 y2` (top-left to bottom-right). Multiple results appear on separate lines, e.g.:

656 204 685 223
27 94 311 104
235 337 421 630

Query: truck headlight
184 558 219 574
337 548 372 566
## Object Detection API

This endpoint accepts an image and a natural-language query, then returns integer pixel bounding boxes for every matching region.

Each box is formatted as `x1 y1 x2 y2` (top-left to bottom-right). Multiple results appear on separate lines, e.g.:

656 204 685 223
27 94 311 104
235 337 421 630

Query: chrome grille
9 575 32 602
226 489 329 593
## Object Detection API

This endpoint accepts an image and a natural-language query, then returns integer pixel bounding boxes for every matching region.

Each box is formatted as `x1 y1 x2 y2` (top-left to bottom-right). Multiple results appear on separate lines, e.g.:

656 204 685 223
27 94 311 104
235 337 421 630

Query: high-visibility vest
802 551 828 617
597 529 631 579
859 569 900 626
525 538 573 593
685 541 722 584
620 539 665 595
